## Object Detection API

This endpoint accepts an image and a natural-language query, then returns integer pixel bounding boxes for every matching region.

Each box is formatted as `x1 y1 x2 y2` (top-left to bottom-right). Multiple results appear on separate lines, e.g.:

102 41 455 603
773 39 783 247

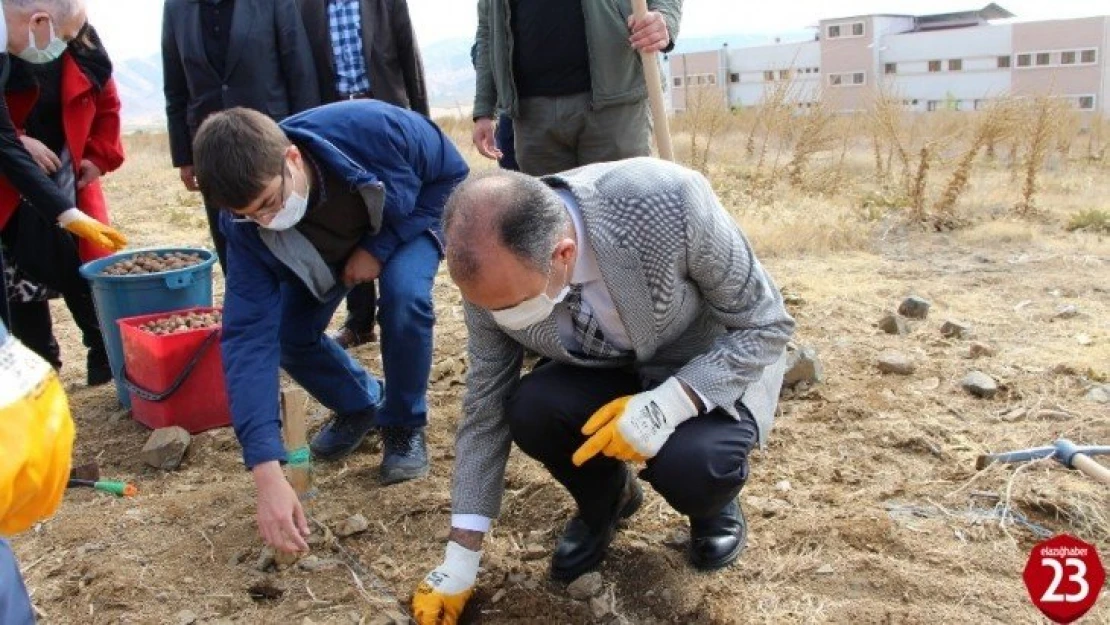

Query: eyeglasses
232 165 289 224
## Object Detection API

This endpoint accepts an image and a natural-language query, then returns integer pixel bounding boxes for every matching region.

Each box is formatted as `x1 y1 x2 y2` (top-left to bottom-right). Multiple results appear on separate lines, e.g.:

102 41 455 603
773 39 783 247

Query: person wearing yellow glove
0 319 76 622
413 159 794 620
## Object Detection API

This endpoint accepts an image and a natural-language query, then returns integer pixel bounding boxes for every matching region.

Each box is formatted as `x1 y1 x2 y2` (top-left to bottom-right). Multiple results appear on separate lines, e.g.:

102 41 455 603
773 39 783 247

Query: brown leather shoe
331 327 376 349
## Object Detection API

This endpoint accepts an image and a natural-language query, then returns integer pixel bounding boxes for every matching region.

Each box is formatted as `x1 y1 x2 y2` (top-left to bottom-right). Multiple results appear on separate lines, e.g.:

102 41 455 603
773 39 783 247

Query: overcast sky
88 0 1105 62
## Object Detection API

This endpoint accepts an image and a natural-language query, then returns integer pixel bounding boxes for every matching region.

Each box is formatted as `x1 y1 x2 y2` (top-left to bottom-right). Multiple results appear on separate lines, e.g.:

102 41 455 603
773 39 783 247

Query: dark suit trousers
505 361 759 530
342 282 377 334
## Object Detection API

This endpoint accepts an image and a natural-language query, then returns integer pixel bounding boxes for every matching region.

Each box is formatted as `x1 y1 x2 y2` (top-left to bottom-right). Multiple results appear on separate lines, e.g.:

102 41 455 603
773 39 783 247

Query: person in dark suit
161 0 319 273
299 0 428 349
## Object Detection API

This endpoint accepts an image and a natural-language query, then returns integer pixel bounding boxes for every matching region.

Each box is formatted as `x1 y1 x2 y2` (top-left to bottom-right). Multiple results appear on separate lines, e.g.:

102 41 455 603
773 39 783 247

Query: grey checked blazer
452 157 796 520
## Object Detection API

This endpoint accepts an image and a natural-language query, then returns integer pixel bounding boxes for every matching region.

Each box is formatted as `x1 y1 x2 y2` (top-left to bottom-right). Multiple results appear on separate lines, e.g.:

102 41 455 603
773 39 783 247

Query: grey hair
5 0 83 21
443 170 570 282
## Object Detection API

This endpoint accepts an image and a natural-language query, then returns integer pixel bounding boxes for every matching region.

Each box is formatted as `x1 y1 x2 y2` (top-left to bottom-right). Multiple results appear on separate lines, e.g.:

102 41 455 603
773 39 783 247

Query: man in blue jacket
192 101 468 554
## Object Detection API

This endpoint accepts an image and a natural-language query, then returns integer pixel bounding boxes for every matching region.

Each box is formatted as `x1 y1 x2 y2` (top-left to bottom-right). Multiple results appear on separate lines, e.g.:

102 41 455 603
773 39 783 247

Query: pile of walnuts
139 310 222 336
102 252 203 276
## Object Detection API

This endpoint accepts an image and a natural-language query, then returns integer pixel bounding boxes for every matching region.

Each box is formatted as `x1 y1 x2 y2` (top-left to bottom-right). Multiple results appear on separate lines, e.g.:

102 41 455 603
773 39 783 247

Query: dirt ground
10 131 1110 624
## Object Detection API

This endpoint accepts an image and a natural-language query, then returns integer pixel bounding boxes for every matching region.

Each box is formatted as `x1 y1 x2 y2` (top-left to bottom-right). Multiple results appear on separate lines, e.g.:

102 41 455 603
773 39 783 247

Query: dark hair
443 170 569 282
192 108 289 210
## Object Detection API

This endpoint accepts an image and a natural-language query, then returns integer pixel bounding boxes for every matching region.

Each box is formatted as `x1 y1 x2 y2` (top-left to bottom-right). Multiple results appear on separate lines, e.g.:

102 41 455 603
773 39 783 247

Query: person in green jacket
470 0 682 177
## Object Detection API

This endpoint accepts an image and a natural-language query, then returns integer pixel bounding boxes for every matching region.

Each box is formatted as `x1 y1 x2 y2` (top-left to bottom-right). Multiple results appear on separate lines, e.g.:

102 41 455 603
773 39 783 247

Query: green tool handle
67 479 137 497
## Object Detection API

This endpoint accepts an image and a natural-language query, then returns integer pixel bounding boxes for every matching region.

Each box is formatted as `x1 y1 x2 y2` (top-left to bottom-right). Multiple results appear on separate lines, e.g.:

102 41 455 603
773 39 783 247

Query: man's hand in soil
413 530 484 625
252 461 309 553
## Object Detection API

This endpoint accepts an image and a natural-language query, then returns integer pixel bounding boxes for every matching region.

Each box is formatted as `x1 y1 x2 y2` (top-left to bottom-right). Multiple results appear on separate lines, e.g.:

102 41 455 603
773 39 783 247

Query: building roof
916 3 1015 27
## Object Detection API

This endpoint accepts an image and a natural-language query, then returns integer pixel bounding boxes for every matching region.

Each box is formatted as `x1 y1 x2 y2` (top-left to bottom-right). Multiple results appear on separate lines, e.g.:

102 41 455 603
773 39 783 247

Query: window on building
928 60 941 72
952 100 962 111
779 69 790 80
1017 53 1031 67
974 99 987 111
948 59 963 71
1036 52 1051 66
707 74 717 85
927 100 940 112
884 63 897 74
729 72 740 83
998 55 1011 68
852 72 865 85
829 74 843 86
695 75 704 85
1081 49 1097 63
764 70 775 82
1061 51 1076 65
1078 95 1095 110
813 67 821 74
827 24 841 38
674 77 682 87
852 22 865 36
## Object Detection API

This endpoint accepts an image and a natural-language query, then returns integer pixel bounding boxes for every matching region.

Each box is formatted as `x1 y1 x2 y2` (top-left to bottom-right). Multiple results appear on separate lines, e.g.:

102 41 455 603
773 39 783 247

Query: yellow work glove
572 377 699 466
58 208 127 252
413 541 481 625
0 332 75 536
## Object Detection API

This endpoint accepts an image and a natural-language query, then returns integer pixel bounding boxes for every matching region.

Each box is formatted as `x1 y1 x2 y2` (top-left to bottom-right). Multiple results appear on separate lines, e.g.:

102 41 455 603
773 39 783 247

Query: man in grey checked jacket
412 157 794 624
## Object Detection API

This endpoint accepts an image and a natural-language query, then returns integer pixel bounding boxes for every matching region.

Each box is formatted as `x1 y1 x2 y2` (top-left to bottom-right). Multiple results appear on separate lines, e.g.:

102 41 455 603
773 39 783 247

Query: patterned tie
563 284 630 360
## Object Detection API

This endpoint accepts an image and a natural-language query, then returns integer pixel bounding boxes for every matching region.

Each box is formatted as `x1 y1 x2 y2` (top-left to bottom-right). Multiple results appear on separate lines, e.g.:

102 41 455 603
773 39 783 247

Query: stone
961 371 998 399
877 351 916 376
775 480 792 492
491 588 507 604
1086 385 1110 404
175 610 198 625
140 426 191 470
297 556 340 572
521 544 547 561
968 342 996 359
336 514 369 538
939 320 972 339
254 547 276 572
367 611 407 625
878 313 909 335
567 572 604 600
898 296 930 320
816 564 835 575
783 346 824 388
590 595 615 619
1054 304 1079 320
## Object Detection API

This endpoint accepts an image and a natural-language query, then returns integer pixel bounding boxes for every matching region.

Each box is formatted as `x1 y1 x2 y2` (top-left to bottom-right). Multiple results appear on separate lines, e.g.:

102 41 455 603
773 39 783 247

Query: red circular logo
1023 534 1105 623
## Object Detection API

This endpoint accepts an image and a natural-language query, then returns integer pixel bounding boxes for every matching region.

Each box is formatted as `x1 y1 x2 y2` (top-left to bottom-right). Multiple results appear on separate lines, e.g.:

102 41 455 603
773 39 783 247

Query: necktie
564 284 630 360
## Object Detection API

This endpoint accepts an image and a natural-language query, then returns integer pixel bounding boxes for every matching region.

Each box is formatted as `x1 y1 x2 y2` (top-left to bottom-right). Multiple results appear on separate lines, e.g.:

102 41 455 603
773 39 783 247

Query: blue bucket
79 247 216 408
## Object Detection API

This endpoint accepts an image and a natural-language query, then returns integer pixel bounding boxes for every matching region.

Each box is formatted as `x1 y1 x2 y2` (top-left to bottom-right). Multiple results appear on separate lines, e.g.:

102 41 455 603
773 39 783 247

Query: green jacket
473 0 682 119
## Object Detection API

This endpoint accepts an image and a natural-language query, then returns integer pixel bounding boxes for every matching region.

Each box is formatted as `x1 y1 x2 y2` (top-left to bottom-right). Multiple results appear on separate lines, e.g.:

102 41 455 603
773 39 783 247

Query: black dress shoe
689 499 747 571
550 469 643 582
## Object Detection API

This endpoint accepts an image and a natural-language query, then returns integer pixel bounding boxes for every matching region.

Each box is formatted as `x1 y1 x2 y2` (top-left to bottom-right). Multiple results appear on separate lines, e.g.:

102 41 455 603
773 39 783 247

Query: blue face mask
18 18 67 64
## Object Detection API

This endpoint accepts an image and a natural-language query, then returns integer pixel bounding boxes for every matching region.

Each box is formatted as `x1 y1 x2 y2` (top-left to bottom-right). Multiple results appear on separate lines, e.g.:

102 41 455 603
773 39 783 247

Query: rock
589 595 615 619
968 342 996 359
898 296 930 320
816 564 835 575
336 514 369 538
491 588 507 604
1077 334 1093 346
1086 385 1110 404
175 610 198 625
783 346 824 388
939 320 972 339
775 480 792 492
255 547 276 572
878 313 909 335
567 572 604 600
663 529 689 548
877 351 916 376
521 544 547 561
367 611 408 625
507 571 527 584
297 556 340 572
1054 304 1079 320
140 426 191 470
961 371 998 399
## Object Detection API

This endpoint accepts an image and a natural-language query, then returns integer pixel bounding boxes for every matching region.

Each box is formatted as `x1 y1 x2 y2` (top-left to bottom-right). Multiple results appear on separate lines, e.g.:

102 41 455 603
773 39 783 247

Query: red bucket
118 307 231 433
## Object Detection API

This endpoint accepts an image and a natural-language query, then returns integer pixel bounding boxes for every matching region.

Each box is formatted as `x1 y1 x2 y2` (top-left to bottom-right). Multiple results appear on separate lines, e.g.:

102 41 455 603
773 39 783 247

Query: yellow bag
0 334 74 536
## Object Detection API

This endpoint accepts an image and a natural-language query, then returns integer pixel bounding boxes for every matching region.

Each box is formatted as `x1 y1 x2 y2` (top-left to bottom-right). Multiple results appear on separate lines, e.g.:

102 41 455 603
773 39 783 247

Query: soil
10 139 1110 624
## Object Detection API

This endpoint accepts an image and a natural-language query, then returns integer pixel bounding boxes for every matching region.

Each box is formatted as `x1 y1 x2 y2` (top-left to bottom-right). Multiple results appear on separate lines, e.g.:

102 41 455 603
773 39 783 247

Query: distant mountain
112 33 809 128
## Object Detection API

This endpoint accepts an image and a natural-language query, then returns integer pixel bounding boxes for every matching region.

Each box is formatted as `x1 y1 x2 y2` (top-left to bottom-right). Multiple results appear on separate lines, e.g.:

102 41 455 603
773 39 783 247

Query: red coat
0 52 125 261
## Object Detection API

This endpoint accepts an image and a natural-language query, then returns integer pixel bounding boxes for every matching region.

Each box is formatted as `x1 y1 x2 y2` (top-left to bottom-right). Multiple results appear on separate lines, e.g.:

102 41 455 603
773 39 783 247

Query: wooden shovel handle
1072 453 1110 486
631 0 674 161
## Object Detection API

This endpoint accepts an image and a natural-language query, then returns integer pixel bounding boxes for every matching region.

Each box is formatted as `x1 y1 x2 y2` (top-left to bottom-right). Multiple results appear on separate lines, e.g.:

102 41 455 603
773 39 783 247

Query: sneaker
379 426 429 485
309 407 378 461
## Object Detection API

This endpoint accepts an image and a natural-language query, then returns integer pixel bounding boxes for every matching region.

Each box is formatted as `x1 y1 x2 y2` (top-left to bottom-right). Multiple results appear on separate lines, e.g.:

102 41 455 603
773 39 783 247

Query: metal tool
977 439 1110 486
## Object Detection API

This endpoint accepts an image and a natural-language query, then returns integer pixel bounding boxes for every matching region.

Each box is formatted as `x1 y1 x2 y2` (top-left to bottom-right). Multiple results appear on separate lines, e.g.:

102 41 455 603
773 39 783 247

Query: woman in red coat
0 23 124 385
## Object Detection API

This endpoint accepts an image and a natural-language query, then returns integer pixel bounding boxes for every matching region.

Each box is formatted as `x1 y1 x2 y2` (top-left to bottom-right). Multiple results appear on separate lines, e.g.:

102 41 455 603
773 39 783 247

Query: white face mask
18 18 67 65
490 261 571 331
259 165 309 231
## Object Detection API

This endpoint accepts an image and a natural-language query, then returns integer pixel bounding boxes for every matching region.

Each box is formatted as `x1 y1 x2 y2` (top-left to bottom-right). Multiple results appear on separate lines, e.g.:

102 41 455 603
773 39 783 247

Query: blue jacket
219 100 469 469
